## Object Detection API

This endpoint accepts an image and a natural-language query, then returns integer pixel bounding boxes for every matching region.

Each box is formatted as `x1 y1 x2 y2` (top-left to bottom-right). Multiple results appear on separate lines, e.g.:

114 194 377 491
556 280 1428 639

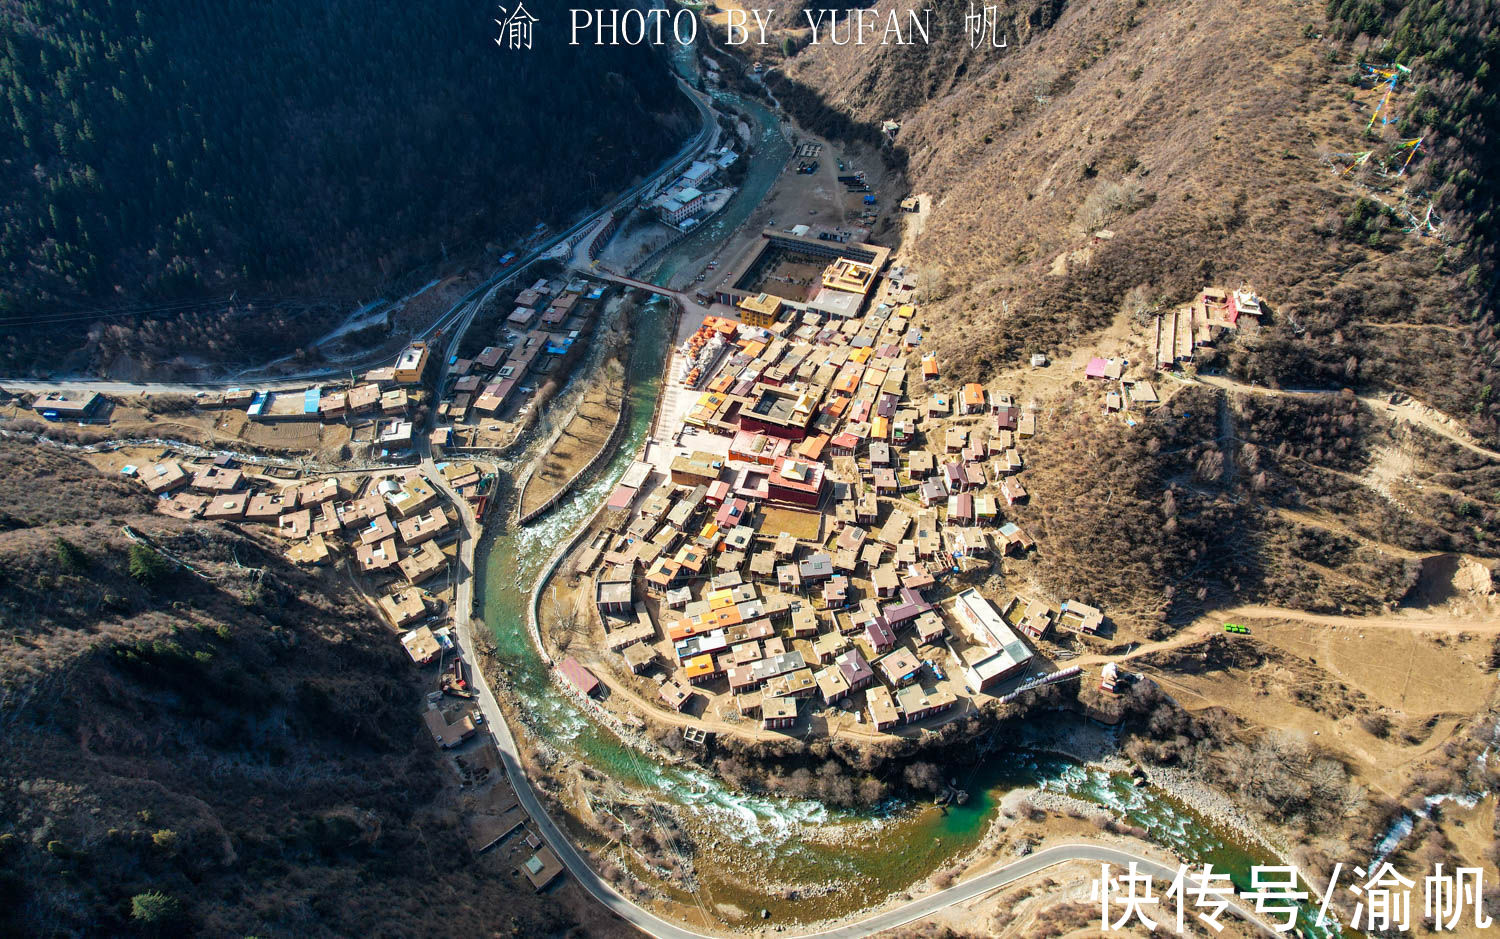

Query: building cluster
563 249 1109 735
713 228 892 320
432 277 608 449
187 342 436 459
1153 285 1264 371
651 150 737 231
150 275 612 457
28 389 107 422
138 453 483 636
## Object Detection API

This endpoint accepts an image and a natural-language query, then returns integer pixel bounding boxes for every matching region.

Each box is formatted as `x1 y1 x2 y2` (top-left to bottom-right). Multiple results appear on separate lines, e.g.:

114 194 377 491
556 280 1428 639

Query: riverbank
516 358 628 522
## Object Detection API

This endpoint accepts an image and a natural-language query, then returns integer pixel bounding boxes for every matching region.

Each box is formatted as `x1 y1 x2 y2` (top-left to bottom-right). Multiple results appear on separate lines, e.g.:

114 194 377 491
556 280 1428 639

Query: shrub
130 891 182 926
54 537 87 573
128 543 169 585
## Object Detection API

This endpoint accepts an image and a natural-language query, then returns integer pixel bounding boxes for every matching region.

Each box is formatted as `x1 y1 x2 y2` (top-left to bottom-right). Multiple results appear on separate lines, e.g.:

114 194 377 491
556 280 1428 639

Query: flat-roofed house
397 506 452 546
897 683 957 722
867 686 902 731
380 587 430 628
949 588 1033 692
424 708 475 749
815 665 851 703
762 695 798 730
401 626 441 663
659 679 694 711
31 390 103 420
392 342 430 385
1060 599 1104 634
356 537 399 573
202 492 250 520
595 578 633 616
144 461 189 495
877 648 923 687
398 540 446 584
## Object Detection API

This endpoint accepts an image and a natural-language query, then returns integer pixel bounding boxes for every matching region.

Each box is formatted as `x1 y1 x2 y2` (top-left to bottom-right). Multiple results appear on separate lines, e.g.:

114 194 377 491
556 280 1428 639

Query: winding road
13 61 1297 938
405 451 1279 939
412 276 1283 939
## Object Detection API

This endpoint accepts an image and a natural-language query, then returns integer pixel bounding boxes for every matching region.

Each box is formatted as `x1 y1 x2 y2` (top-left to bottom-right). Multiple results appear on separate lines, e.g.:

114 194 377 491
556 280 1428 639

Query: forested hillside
0 0 692 373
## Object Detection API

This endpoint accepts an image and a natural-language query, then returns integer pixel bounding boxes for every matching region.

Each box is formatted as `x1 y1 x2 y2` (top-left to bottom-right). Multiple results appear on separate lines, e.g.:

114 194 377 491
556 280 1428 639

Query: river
473 59 1341 937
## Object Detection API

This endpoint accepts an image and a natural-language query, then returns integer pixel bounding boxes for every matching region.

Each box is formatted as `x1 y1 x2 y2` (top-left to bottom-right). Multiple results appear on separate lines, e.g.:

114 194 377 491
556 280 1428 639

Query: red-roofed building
767 458 825 509
715 497 749 528
558 657 601 697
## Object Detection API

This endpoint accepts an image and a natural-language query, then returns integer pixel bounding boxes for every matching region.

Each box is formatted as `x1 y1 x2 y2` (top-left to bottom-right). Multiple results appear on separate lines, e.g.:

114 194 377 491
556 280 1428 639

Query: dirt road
1195 374 1500 462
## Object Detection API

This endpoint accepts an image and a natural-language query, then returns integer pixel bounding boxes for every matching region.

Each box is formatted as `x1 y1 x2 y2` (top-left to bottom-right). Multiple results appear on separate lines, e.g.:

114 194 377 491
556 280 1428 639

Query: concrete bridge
585 268 714 319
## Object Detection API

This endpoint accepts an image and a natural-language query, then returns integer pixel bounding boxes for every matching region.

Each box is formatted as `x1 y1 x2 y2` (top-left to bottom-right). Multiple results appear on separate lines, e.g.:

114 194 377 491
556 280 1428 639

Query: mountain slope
774 0 1495 438
759 0 1500 625
0 0 692 374
0 440 614 936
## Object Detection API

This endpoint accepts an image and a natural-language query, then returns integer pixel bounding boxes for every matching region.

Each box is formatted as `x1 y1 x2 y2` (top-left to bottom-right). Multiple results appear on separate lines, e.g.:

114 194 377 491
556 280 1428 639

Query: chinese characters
1090 862 1490 934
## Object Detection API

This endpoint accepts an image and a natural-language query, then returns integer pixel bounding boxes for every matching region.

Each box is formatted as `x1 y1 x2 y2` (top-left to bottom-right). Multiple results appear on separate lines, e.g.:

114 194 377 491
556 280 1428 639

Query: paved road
0 378 309 395
413 73 717 347
398 474 1281 939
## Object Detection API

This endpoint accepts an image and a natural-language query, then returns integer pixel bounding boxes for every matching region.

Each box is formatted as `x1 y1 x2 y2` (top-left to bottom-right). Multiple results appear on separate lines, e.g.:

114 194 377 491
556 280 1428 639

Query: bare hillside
772 0 1494 437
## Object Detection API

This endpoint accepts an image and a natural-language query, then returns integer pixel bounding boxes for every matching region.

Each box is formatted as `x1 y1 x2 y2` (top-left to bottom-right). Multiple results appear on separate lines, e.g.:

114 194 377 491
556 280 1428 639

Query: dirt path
1270 506 1427 559
1209 603 1500 634
1074 601 1500 671
586 661 787 742
1196 374 1500 462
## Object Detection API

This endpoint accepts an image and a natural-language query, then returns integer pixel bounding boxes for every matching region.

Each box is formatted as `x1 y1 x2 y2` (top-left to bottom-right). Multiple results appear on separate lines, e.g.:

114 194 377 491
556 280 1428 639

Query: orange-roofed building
668 617 705 642
796 434 829 462
704 605 744 630
961 382 986 414
683 653 719 684
707 588 737 610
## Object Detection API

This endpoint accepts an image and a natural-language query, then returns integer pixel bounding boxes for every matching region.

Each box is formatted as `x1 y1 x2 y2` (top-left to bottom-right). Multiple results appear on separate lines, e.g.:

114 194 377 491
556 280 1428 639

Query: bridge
579 267 716 320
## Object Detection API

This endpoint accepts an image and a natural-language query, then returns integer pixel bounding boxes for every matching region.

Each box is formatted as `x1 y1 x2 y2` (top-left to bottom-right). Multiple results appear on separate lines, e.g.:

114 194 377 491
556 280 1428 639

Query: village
9 209 1272 759
536 220 1269 742
2 125 1275 900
